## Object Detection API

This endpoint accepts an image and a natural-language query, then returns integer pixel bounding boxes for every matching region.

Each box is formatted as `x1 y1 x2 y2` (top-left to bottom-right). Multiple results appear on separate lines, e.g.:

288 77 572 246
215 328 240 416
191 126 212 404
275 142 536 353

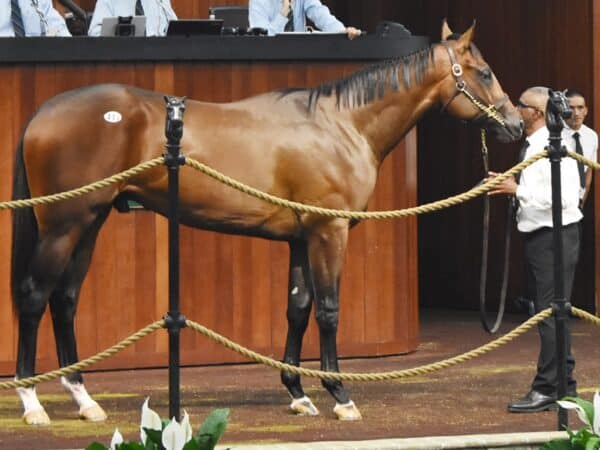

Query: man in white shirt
562 89 598 207
88 0 177 37
1 0 71 36
249 0 361 38
487 86 580 413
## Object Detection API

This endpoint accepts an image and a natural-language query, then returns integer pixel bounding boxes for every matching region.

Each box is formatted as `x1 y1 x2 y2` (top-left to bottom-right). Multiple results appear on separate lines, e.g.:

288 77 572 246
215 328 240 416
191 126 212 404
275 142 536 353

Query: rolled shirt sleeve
304 0 345 32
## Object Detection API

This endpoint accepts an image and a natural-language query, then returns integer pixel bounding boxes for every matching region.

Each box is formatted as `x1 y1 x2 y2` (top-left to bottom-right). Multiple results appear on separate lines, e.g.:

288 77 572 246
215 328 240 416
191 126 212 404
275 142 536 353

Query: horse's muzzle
490 115 523 143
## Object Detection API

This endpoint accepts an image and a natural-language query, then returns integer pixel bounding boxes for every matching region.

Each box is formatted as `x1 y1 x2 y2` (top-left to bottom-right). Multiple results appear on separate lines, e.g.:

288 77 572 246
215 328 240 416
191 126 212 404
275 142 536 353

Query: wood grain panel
0 60 418 375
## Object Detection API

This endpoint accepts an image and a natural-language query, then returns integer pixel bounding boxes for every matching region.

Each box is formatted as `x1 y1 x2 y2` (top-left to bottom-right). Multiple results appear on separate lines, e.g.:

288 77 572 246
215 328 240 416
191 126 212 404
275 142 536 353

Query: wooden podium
0 33 426 374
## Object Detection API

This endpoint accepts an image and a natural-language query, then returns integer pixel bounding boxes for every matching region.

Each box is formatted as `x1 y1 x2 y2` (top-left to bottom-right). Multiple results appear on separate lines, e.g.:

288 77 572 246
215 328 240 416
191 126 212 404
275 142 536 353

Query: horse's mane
280 45 435 112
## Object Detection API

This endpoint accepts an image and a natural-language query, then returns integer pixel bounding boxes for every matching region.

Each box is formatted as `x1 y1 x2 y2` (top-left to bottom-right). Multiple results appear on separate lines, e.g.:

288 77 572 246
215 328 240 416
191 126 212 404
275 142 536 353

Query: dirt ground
1 309 598 450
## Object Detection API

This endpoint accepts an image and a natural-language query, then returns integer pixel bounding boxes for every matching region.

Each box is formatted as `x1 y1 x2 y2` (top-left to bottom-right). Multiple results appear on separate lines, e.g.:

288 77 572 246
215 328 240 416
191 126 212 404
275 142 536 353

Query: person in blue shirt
1 0 71 36
249 0 361 39
88 0 177 37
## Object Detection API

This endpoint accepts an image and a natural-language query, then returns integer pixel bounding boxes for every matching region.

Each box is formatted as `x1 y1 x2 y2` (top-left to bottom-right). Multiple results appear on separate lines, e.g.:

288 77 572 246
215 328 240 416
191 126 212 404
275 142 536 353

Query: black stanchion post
545 90 572 430
163 96 187 420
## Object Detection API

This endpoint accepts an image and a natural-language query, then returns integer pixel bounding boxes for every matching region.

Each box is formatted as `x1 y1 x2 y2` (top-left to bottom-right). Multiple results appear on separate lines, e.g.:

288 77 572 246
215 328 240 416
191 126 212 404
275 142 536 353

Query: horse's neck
351 60 445 164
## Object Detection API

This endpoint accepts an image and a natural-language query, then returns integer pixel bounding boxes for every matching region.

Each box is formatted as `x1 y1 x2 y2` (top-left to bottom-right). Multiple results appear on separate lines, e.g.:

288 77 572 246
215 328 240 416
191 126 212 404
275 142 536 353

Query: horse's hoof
23 408 51 426
333 400 362 421
290 396 319 416
79 403 107 422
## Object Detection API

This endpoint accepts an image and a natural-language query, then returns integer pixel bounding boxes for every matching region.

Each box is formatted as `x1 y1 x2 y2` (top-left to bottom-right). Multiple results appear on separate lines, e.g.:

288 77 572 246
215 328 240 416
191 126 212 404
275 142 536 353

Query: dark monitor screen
166 19 224 37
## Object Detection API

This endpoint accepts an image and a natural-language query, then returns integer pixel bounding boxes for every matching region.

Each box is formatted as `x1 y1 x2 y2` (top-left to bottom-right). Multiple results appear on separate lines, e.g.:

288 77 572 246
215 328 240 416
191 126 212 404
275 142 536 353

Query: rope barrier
184 307 596 381
184 152 547 220
0 321 164 389
186 309 556 382
0 157 164 210
2 307 598 389
0 151 596 222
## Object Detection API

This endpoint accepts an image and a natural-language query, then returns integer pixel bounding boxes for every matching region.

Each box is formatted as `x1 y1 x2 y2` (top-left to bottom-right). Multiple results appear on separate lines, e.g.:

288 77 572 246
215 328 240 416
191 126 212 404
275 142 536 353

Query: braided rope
571 306 600 326
186 308 553 382
567 151 600 172
0 321 164 389
0 157 164 210
3 307 598 389
184 152 547 220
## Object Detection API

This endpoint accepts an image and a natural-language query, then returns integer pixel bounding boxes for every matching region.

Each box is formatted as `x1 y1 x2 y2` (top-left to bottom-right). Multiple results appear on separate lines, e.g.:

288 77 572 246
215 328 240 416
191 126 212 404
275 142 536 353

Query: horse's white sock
61 377 97 411
15 384 44 415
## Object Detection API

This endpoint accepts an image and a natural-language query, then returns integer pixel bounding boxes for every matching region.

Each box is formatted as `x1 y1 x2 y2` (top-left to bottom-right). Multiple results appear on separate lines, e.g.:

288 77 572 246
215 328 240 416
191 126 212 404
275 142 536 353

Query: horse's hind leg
281 240 319 416
49 208 110 422
307 220 361 421
15 227 85 425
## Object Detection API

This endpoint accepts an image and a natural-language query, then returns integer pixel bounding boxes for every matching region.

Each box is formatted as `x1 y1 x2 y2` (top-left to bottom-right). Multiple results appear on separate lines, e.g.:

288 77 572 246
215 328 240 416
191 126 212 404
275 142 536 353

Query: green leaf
585 436 600 450
183 439 200 450
195 409 229 450
542 439 575 450
85 443 108 450
143 427 163 446
569 397 595 427
117 443 147 450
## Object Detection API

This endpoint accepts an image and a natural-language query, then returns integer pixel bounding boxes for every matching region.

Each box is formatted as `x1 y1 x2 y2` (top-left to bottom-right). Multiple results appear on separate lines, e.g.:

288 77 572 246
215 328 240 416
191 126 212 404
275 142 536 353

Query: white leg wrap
61 376 98 412
16 384 44 416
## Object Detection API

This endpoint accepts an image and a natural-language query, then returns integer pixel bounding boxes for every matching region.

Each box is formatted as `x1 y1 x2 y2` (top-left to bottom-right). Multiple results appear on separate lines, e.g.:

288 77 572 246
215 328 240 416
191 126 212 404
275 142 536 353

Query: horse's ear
441 19 453 41
163 95 169 104
456 20 476 50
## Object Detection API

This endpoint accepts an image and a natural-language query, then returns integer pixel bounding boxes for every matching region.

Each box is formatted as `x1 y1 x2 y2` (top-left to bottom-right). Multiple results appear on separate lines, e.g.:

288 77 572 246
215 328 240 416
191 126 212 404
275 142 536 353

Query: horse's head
438 20 523 143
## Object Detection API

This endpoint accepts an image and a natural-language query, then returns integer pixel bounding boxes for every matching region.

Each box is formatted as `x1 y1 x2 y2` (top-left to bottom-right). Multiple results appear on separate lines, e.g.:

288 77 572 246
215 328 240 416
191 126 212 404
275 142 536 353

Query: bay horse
11 21 522 425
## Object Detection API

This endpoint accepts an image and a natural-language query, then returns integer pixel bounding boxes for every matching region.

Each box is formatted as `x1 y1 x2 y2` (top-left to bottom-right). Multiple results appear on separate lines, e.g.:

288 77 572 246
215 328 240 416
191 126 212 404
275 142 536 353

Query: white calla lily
162 417 187 450
593 391 600 435
181 410 193 443
140 397 163 444
557 399 591 428
109 428 124 450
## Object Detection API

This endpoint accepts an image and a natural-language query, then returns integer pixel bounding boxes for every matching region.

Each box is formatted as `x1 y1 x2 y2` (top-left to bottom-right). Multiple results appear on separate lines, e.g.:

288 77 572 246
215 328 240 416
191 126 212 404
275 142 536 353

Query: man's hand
346 27 362 40
485 171 518 196
280 0 293 17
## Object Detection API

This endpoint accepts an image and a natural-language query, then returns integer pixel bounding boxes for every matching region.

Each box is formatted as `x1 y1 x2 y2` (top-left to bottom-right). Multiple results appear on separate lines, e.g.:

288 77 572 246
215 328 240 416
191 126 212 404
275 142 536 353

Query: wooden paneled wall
0 61 418 375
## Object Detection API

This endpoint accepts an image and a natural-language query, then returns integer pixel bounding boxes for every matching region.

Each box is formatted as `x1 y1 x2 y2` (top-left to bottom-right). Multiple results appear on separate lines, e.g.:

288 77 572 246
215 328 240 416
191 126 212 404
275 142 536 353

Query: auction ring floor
0 308 598 450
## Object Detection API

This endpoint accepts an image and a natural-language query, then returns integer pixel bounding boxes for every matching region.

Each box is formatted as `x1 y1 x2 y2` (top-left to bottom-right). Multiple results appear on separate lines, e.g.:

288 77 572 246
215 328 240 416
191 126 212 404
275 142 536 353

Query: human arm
486 171 517 196
581 132 598 207
304 0 344 32
248 0 290 36
87 0 114 37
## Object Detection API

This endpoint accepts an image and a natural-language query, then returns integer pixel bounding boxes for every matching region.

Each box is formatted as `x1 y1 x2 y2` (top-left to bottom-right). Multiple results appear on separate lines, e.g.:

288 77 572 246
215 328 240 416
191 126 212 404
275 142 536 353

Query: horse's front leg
281 240 319 416
308 220 362 421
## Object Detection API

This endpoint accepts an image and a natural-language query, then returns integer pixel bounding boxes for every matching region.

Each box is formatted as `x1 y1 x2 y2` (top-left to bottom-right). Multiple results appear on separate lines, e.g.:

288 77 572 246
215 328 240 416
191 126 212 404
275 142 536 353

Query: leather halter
441 42 509 128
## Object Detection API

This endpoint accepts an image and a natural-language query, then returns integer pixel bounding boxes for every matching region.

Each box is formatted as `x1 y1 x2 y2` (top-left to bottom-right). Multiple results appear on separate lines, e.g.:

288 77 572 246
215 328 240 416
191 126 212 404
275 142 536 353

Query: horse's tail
11 136 38 310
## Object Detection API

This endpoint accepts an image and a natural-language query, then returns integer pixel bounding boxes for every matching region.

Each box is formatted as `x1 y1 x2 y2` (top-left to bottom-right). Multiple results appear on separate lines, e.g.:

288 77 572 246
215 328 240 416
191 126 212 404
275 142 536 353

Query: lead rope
479 129 512 333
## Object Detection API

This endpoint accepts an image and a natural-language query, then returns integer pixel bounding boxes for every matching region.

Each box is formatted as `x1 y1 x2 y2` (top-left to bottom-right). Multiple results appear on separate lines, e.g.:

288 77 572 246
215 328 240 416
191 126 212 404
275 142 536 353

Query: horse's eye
479 68 493 83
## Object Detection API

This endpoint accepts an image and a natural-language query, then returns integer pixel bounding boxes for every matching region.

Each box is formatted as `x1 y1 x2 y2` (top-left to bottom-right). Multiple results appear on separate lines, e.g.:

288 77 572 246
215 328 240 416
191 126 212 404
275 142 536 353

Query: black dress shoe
508 390 557 413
